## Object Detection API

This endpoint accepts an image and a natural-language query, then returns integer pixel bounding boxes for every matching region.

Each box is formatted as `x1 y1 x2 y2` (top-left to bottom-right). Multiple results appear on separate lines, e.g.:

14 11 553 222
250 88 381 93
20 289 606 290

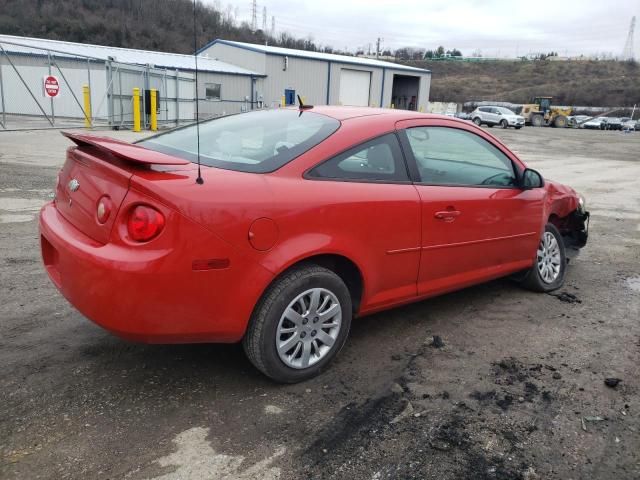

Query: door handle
434 210 461 221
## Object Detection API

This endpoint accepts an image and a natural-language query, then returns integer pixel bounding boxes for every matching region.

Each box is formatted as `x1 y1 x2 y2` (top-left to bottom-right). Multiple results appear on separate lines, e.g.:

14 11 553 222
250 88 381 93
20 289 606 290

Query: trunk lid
55 132 189 244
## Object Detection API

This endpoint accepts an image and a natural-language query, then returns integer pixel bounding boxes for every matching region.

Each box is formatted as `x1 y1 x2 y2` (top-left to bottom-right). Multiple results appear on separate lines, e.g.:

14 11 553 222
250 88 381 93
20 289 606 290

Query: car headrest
367 144 393 172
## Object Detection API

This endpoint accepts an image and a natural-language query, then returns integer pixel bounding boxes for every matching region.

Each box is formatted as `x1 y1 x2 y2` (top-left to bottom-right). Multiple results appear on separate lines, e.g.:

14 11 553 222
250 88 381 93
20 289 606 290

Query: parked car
603 117 623 131
471 106 525 129
40 107 589 382
454 112 471 120
621 118 636 131
568 115 590 128
582 117 607 130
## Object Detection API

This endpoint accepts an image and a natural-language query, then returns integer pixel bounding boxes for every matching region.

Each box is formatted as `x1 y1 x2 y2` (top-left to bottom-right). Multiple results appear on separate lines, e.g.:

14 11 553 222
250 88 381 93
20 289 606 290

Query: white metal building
0 34 430 129
0 34 263 128
198 40 431 111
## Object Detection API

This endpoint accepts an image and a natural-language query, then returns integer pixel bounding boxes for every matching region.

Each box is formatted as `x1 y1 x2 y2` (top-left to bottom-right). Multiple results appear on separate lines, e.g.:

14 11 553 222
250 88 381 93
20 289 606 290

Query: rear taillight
96 195 113 224
127 205 165 242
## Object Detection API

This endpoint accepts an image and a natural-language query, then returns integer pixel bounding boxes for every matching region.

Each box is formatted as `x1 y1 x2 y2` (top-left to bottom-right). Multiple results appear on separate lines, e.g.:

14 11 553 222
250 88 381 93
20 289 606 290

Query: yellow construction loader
521 97 572 127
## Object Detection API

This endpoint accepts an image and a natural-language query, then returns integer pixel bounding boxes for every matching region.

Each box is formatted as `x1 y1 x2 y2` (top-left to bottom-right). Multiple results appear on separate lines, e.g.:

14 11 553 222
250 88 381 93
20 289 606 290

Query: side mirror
521 168 544 189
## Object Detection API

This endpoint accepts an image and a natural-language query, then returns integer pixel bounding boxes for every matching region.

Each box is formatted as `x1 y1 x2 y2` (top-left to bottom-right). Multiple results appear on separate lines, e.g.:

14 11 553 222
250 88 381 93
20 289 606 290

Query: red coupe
40 107 589 382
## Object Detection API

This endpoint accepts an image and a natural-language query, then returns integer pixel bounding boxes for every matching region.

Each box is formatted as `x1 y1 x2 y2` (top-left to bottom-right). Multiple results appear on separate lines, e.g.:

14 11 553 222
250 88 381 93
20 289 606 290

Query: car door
478 107 490 123
489 107 501 125
396 118 544 297
305 132 421 310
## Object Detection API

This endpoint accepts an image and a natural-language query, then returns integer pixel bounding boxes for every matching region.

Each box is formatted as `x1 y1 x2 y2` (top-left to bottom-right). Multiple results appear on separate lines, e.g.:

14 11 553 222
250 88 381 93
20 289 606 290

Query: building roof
199 40 431 74
0 34 263 76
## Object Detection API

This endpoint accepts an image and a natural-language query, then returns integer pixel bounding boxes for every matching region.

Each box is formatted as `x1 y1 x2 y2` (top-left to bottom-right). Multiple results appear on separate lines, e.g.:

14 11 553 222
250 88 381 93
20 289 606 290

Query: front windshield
497 107 516 115
138 109 340 173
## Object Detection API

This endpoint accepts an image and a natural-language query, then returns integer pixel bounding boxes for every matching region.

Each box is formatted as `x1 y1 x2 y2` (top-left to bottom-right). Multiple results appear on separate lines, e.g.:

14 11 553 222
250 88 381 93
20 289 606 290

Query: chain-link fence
0 38 254 131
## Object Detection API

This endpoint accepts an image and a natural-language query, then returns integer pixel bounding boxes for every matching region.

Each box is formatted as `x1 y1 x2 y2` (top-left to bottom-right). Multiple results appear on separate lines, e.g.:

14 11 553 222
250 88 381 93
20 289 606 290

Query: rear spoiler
62 132 190 166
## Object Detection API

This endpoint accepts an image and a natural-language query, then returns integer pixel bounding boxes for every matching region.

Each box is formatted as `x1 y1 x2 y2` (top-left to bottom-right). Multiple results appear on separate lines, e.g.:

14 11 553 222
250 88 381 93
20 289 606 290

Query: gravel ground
0 125 639 479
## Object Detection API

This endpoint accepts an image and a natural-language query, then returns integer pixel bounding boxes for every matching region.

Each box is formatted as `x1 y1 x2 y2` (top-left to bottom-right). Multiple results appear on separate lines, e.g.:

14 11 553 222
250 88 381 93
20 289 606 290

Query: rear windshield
138 109 340 173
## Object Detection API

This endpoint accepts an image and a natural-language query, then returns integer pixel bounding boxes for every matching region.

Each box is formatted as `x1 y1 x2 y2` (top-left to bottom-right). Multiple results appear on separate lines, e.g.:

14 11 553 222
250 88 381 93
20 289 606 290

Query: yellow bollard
391 103 395 109
150 89 157 131
281 95 286 107
82 85 92 128
419 106 423 112
132 87 141 132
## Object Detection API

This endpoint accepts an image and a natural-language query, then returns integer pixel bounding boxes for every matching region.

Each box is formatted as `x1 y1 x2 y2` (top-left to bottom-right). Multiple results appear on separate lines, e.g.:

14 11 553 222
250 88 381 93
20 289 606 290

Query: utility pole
376 37 382 59
262 6 267 31
271 16 276 36
251 0 257 33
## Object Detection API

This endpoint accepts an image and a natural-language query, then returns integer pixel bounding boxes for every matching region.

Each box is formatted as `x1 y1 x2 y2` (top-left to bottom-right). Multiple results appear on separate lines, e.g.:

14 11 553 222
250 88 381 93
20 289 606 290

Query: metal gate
105 60 195 130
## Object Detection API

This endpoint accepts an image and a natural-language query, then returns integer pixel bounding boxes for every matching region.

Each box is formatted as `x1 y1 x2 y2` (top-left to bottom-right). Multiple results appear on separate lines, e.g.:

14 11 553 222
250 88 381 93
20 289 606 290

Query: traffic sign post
43 75 60 98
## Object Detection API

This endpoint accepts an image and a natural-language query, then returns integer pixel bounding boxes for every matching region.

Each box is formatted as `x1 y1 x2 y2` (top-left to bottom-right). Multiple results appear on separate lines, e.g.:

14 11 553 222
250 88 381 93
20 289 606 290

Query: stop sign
43 75 60 98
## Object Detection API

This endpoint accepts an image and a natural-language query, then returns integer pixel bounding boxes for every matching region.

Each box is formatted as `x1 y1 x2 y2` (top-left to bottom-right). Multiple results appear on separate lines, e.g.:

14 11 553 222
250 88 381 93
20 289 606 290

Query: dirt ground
1 124 639 480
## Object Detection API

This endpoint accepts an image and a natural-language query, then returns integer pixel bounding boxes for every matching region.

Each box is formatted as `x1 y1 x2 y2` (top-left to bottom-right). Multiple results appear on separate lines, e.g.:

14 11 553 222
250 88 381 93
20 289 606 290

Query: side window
404 127 517 187
479 107 489 113
308 133 409 182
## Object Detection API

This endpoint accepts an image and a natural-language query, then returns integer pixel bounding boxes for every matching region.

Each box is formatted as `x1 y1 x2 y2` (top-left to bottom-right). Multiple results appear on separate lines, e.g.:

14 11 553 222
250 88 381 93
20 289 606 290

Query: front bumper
563 209 589 257
39 200 272 343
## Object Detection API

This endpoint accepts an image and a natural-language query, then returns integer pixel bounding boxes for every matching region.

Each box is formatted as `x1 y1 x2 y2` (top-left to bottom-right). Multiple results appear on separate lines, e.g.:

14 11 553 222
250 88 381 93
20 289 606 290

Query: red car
40 107 589 382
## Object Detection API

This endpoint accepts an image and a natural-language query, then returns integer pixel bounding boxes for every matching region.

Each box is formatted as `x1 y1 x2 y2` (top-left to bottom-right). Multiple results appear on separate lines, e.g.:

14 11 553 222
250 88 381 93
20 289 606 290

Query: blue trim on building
326 61 331 104
198 39 430 74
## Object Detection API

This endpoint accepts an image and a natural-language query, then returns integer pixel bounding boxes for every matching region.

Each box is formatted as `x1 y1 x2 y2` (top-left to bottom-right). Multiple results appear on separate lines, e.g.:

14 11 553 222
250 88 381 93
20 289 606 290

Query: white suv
471 106 525 129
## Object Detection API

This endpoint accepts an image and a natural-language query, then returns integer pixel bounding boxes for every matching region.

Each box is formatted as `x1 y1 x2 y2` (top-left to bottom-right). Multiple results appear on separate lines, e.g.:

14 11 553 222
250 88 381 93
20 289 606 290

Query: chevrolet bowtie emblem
68 178 80 192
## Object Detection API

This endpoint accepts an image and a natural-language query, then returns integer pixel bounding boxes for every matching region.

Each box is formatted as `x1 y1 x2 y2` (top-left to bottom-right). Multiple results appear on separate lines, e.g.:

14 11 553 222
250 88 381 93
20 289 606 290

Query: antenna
622 16 636 61
251 0 257 33
193 0 203 184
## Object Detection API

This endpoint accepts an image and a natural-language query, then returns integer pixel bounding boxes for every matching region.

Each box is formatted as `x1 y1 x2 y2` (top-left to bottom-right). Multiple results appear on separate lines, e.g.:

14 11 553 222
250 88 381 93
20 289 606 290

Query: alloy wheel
276 288 342 369
537 232 561 283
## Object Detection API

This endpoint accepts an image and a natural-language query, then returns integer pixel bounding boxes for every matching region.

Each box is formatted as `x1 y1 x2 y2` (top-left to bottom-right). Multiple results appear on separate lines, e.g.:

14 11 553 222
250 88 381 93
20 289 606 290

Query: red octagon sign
43 75 60 98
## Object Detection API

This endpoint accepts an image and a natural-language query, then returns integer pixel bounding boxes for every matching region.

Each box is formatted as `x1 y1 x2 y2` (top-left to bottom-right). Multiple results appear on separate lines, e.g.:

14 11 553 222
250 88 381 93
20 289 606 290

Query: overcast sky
212 0 639 58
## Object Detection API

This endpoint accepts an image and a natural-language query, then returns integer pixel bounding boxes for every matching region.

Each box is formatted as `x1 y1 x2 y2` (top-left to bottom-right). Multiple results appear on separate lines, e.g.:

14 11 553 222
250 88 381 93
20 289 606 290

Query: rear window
138 109 340 173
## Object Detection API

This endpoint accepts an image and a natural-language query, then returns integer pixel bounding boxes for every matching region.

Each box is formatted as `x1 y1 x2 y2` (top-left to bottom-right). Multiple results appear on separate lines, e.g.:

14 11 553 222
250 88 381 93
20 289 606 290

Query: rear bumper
39 201 273 343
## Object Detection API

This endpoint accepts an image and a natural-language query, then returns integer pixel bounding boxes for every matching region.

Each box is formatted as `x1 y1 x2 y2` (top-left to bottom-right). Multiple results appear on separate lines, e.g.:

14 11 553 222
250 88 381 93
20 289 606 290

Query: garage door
339 69 371 106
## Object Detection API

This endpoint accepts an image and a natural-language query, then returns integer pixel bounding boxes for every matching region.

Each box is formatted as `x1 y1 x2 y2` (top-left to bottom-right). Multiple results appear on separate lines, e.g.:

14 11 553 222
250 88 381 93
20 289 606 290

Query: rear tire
473 117 482 126
243 264 352 383
519 224 567 293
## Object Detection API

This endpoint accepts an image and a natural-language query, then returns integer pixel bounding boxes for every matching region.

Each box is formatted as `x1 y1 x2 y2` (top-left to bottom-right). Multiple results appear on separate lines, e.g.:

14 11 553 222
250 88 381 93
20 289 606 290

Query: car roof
285 105 449 122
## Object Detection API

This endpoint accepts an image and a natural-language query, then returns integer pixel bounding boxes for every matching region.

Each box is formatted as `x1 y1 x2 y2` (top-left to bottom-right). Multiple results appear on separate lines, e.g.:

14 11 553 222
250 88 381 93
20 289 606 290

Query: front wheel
500 119 509 129
519 224 567 292
243 264 352 383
